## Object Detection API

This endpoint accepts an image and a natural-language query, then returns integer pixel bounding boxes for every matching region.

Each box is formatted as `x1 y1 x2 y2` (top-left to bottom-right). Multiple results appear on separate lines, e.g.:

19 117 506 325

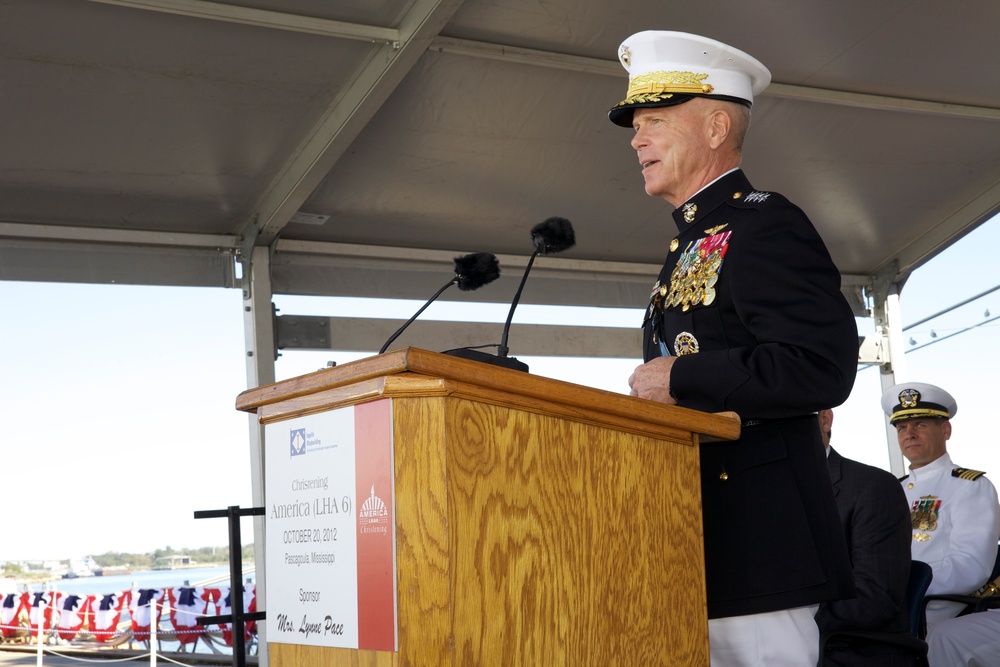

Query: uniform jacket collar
907 452 953 482
671 169 753 232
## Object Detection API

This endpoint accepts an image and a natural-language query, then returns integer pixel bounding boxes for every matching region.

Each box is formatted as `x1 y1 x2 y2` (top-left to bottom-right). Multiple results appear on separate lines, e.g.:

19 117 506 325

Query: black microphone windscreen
530 217 576 254
454 252 500 291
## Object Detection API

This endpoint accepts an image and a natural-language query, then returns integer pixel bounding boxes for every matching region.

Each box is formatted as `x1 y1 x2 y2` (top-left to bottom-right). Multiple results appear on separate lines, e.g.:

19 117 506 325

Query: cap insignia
619 46 631 67
682 203 697 223
899 388 921 409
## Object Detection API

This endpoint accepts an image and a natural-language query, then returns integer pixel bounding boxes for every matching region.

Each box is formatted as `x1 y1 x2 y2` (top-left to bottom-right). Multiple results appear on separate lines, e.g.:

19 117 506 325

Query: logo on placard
290 428 307 457
358 484 390 535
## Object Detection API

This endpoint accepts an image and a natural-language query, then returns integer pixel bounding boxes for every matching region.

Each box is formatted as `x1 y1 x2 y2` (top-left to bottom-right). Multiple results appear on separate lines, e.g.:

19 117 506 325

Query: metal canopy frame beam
275 314 642 359
87 0 401 43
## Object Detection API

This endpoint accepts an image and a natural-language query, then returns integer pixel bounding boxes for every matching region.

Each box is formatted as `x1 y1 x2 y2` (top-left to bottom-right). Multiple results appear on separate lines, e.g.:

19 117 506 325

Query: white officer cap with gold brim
608 31 772 128
881 382 958 425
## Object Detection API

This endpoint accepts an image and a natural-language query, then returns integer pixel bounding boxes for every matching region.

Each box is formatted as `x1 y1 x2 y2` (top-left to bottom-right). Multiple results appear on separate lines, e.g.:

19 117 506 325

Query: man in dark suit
815 409 914 666
614 31 858 665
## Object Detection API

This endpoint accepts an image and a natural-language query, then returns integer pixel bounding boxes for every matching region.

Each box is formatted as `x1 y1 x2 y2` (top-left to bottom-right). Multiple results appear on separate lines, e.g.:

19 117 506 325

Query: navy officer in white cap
618 31 859 665
882 381 1000 631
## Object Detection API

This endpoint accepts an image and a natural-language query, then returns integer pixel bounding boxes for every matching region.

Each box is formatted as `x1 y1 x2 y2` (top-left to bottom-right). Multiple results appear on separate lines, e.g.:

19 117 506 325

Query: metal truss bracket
237 215 262 300
862 261 901 370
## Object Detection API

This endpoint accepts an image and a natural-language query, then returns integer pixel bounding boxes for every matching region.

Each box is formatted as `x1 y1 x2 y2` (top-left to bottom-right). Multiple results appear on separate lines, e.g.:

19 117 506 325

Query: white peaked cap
609 31 771 127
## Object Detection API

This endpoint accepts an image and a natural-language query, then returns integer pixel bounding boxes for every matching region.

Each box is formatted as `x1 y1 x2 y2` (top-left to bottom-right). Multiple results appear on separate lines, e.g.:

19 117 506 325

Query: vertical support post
870 263 908 476
227 505 247 663
35 595 43 666
240 245 276 666
150 599 158 667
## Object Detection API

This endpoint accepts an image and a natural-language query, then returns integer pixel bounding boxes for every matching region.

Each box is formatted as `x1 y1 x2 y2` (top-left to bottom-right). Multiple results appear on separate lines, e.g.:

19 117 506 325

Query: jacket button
719 472 729 481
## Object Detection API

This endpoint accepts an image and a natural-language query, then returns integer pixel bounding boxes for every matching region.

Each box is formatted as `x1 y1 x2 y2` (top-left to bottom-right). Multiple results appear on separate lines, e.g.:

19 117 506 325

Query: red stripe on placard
354 399 396 651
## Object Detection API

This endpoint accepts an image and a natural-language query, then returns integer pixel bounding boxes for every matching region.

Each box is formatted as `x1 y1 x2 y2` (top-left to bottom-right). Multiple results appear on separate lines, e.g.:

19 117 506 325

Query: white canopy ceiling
2 0 999 353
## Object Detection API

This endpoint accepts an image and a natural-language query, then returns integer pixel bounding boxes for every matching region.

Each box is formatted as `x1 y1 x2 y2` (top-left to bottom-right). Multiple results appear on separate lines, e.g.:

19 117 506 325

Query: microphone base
444 348 529 373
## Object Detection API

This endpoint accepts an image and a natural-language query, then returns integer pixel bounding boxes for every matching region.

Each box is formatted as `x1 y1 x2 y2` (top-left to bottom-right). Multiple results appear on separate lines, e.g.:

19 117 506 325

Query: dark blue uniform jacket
643 169 858 618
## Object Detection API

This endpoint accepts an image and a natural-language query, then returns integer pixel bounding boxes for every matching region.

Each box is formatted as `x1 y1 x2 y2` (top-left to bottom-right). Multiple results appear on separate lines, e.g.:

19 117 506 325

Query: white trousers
927 609 1000 667
708 605 820 667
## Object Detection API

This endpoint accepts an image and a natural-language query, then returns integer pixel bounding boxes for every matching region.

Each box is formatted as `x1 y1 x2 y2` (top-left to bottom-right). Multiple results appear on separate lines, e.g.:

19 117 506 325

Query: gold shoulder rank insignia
953 467 987 481
704 224 728 235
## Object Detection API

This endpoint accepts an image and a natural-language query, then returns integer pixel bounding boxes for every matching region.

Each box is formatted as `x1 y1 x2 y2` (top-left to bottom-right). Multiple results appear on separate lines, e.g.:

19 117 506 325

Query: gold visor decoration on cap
617 70 714 106
890 408 951 424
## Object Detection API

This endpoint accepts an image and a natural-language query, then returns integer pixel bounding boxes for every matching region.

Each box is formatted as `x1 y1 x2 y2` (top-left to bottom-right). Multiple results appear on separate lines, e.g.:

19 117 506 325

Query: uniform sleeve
815 469 911 632
670 201 858 417
926 478 1000 596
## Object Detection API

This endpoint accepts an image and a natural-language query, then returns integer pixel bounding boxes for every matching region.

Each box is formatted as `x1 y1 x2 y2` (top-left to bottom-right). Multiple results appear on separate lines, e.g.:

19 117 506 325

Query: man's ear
707 108 731 150
818 409 834 433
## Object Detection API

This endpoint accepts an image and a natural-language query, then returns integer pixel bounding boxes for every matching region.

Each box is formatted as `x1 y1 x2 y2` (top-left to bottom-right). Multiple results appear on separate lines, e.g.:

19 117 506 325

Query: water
25 566 242 595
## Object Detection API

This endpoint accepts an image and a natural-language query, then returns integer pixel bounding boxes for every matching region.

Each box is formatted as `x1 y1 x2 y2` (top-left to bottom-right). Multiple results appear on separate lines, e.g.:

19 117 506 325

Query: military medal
647 280 668 344
663 230 731 312
911 497 940 533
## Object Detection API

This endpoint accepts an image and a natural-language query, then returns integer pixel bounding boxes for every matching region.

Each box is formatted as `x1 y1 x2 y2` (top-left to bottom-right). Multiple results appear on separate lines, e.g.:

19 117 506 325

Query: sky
1 217 998 562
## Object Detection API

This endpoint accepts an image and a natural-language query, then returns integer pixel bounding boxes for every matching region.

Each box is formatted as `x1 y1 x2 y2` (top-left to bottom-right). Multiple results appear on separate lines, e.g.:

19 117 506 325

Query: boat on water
61 558 98 580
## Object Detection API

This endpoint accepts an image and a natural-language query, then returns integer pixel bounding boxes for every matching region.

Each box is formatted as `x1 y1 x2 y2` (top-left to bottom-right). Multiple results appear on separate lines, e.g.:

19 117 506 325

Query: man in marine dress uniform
882 382 1000 632
614 31 858 665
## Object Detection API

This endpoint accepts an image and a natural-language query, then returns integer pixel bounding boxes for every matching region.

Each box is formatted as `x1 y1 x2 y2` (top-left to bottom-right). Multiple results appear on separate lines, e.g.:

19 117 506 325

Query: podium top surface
236 347 740 441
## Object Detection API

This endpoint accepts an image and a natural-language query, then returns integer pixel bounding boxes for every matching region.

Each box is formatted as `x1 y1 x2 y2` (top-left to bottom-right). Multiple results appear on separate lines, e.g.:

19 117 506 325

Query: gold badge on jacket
674 332 699 356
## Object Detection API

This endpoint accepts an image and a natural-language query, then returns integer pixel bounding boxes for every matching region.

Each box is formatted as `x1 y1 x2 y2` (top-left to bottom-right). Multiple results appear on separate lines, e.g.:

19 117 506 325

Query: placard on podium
236 347 740 666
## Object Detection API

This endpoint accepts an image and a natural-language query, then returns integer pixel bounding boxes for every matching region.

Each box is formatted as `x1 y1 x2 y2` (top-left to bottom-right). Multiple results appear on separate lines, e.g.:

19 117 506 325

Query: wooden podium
236 347 739 666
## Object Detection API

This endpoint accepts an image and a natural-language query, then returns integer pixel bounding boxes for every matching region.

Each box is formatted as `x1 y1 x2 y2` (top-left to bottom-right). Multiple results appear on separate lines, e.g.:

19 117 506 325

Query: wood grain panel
444 398 707 665
271 644 393 666
391 398 453 664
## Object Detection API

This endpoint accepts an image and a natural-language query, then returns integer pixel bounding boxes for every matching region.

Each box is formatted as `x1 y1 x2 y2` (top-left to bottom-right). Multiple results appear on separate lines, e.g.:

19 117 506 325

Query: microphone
446 217 575 372
378 252 500 354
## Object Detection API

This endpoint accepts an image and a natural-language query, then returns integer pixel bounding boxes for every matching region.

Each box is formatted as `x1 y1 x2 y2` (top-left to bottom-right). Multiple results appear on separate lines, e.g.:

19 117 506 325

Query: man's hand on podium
628 355 677 405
